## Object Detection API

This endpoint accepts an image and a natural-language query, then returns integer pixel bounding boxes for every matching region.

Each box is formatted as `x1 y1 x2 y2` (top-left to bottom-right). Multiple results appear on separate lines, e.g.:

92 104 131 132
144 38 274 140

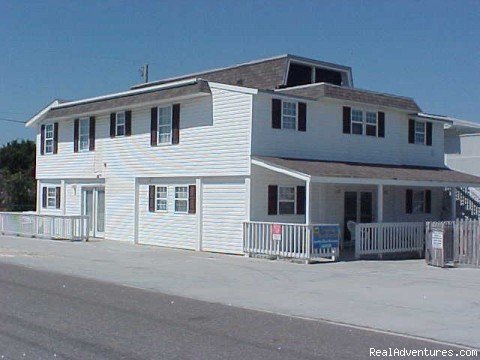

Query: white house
26 54 480 257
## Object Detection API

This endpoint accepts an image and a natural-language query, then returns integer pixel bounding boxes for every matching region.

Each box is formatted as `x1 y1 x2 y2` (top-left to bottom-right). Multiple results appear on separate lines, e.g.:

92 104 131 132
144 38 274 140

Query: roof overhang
252 156 480 188
410 112 453 124
26 78 210 126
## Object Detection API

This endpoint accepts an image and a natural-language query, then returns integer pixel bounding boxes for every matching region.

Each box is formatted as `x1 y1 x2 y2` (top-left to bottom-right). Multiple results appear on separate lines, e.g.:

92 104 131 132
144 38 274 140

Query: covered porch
246 156 480 260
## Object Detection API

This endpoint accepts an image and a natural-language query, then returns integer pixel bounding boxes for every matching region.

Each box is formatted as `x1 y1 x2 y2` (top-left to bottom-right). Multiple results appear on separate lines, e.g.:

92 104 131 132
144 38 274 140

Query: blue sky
1 0 479 145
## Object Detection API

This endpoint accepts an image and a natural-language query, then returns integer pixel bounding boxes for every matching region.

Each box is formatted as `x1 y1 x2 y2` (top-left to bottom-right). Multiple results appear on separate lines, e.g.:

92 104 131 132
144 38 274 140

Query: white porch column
306 179 311 225
451 187 457 221
196 178 203 251
377 184 384 223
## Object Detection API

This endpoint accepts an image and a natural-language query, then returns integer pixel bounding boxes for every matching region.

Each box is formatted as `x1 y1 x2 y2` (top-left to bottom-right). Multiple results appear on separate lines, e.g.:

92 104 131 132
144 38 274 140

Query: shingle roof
277 83 421 112
253 156 480 185
133 56 290 91
46 81 210 119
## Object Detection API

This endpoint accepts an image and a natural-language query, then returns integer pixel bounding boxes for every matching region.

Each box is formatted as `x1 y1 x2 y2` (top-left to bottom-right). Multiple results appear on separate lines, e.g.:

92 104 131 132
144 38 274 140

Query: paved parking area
0 235 479 348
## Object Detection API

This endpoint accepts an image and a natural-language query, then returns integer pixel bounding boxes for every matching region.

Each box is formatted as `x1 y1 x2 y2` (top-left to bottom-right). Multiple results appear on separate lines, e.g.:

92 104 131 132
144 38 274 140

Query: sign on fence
271 224 282 241
312 225 339 250
432 230 443 249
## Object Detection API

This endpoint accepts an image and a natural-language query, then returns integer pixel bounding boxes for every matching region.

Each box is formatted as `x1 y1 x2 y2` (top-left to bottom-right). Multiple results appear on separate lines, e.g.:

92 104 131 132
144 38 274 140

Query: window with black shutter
268 185 278 215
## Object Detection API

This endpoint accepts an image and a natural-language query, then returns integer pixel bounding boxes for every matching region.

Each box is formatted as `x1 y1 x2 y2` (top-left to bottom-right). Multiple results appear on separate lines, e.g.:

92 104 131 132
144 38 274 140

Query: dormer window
286 62 344 87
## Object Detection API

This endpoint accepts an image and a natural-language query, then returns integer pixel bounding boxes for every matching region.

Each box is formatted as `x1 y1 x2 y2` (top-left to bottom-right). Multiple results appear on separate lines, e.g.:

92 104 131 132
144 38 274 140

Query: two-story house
26 54 480 254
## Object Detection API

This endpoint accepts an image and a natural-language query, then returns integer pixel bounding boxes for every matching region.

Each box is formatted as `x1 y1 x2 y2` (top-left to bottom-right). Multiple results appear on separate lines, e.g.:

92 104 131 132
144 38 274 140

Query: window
278 186 295 215
351 109 363 135
44 124 54 154
282 101 297 130
365 111 377 136
116 112 125 136
174 186 188 213
415 121 426 144
47 187 56 208
78 118 90 151
412 190 425 214
156 186 168 211
158 106 172 144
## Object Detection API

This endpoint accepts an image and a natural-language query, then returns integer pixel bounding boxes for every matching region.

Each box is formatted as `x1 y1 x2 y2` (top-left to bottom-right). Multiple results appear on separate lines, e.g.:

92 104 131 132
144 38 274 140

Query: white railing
243 221 339 262
355 222 425 258
0 212 89 241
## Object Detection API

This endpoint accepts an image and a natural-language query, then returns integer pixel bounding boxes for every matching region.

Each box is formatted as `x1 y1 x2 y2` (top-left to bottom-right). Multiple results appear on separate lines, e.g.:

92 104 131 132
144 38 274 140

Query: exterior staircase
455 187 480 220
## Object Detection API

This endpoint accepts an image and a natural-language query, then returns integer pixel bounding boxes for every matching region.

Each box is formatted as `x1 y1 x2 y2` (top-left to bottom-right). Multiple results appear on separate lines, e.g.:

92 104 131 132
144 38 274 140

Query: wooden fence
243 221 339 263
0 212 89 241
426 220 480 268
355 222 425 259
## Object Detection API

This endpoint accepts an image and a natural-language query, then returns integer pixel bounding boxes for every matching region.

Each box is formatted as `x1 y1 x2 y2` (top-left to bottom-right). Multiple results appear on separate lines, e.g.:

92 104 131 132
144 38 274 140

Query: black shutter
73 119 79 153
343 106 351 134
296 186 306 215
298 102 307 132
426 122 432 146
53 122 59 154
148 185 155 212
40 125 45 155
268 185 278 215
272 99 281 129
408 119 415 144
378 111 385 138
55 187 61 209
406 189 413 214
425 190 432 214
42 187 47 208
150 107 158 146
188 185 196 214
172 104 180 145
110 113 116 138
125 110 132 136
89 117 95 151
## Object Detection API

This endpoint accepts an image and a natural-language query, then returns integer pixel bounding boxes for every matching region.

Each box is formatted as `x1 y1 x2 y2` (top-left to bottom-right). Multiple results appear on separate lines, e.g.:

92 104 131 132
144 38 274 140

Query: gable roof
131 54 353 91
276 83 422 113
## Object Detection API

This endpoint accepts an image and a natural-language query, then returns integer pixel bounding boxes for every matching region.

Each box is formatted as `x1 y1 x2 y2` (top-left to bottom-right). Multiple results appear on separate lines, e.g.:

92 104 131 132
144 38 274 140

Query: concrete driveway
0 235 479 349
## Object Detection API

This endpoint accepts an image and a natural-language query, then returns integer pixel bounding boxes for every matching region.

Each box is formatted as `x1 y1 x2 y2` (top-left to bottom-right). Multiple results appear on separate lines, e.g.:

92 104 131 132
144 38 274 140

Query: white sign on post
432 230 443 249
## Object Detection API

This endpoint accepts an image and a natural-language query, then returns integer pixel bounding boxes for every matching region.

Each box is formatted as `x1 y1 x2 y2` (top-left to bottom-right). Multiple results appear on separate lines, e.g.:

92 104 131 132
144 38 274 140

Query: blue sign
312 225 340 250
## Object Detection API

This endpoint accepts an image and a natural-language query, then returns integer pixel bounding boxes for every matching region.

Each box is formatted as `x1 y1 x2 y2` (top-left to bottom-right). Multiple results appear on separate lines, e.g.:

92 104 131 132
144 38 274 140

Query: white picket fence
243 221 339 262
355 222 425 258
0 212 89 241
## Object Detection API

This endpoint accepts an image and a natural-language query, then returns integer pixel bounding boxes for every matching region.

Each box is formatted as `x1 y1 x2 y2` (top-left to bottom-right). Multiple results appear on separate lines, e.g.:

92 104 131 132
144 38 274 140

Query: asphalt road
0 263 473 360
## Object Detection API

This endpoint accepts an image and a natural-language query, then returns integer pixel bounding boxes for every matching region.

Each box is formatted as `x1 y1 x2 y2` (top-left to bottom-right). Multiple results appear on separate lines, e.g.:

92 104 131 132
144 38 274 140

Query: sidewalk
0 235 479 348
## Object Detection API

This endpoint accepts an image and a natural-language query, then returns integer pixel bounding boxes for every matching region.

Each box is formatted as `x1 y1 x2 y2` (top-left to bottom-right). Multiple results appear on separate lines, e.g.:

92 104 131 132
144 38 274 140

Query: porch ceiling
252 156 480 187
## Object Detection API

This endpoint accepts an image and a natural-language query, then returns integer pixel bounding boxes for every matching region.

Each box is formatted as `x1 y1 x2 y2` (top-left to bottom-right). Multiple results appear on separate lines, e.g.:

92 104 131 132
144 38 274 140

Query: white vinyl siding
202 179 246 254
44 124 54 154
157 106 172 144
79 118 90 151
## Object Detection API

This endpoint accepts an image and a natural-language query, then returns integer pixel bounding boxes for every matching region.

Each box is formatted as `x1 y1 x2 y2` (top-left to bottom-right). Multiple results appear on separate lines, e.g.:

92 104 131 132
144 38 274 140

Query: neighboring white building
26 54 480 254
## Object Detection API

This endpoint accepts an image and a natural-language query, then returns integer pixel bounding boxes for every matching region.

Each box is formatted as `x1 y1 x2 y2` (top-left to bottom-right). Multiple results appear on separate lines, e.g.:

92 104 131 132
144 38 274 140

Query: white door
202 180 246 254
83 188 105 238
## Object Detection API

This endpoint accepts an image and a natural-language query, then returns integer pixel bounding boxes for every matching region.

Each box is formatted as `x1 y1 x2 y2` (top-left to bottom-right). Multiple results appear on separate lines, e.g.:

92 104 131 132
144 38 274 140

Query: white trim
155 185 168 212
207 81 258 94
25 100 60 127
157 105 173 145
173 185 189 214
278 185 296 215
54 78 198 109
196 178 202 251
251 158 310 181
